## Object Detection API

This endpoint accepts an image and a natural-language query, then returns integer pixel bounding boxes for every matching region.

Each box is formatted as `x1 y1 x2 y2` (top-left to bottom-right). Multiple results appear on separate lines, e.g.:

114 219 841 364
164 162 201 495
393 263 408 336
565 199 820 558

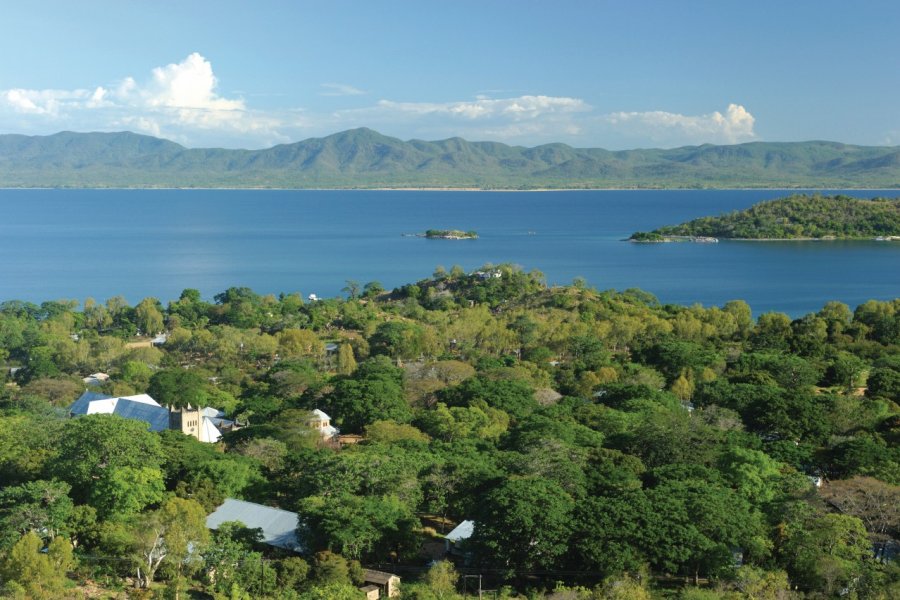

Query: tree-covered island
630 194 900 241
0 266 898 598
424 229 478 239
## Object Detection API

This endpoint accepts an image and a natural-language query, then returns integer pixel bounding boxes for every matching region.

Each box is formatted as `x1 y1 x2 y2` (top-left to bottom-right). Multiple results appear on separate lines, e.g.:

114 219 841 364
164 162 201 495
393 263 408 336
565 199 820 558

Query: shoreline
1 186 899 192
634 236 900 243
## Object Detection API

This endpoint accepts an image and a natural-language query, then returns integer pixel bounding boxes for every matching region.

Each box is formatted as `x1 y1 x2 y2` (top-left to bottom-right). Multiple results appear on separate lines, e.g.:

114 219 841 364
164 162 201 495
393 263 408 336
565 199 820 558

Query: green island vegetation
424 229 478 239
3 129 900 188
631 194 900 241
628 231 668 243
0 266 898 598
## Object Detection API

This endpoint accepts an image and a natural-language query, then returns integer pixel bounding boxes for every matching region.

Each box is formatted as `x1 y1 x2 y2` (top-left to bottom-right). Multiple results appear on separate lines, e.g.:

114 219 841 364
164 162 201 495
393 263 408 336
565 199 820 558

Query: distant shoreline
1 186 899 192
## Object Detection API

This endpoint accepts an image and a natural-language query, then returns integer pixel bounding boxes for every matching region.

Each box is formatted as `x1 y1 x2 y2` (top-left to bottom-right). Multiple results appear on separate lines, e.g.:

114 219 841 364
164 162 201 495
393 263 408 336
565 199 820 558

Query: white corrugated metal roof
70 392 169 431
206 498 302 552
445 520 475 542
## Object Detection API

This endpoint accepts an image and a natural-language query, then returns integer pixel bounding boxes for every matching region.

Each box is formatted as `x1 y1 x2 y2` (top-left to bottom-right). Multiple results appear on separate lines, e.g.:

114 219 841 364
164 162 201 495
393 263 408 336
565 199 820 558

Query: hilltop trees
0 268 897 597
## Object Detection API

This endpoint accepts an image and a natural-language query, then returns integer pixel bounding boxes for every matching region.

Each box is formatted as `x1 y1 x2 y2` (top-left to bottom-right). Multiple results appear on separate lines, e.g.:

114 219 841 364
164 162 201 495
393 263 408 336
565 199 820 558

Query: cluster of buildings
66 379 403 596
68 384 341 446
69 390 236 443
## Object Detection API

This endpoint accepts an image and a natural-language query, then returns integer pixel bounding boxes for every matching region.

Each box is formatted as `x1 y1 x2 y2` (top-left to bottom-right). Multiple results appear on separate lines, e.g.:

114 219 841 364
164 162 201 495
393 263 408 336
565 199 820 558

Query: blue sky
1 1 897 149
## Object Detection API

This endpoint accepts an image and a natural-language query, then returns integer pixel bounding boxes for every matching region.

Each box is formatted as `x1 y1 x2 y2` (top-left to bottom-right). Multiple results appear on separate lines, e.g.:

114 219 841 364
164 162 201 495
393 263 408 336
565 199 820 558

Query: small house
307 409 338 441
359 585 380 600
363 569 400 598
445 519 475 556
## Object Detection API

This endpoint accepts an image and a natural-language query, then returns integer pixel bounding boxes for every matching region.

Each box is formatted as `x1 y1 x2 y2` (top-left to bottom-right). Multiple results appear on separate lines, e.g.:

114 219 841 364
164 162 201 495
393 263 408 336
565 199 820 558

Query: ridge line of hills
1 128 899 189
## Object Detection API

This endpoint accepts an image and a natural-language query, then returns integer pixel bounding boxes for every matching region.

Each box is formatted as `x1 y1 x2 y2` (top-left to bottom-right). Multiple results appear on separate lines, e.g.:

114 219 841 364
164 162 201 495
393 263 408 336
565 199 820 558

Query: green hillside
1 129 900 188
642 194 900 239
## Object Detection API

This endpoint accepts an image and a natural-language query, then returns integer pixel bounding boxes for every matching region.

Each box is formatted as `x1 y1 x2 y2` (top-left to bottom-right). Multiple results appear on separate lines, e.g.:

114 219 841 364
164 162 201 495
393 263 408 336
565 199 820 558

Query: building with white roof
69 391 231 443
206 498 303 552
69 391 170 431
445 519 475 556
307 408 338 440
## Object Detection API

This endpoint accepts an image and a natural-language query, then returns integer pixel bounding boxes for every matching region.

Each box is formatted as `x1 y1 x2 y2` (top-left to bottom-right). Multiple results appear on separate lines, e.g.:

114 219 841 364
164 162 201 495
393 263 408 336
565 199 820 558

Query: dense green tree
51 414 165 504
0 532 74 598
203 521 268 597
780 506 872 595
569 490 652 576
310 550 363 586
131 497 210 590
369 320 435 359
645 468 767 580
277 556 311 592
829 436 900 483
327 356 412 431
717 447 785 506
0 480 74 548
301 491 418 561
90 466 165 519
750 312 793 351
472 477 575 574
638 340 721 383
298 582 364 600
336 341 357 375
134 297 165 336
867 366 900 400
439 375 537 421
148 367 212 408
278 328 325 359
167 288 211 327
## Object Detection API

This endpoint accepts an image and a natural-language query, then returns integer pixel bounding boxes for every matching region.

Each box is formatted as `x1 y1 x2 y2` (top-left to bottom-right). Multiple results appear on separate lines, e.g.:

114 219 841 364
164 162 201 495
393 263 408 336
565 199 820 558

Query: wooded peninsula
631 194 900 241
0 267 898 599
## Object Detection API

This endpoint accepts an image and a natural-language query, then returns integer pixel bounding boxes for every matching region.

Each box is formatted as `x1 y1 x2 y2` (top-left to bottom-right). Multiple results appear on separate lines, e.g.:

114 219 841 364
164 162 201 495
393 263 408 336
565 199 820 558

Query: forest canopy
0 265 898 599
633 194 900 240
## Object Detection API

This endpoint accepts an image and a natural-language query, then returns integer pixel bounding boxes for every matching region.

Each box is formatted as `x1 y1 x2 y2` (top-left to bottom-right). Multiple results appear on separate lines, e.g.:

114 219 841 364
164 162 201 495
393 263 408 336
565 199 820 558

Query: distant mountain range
1 128 899 189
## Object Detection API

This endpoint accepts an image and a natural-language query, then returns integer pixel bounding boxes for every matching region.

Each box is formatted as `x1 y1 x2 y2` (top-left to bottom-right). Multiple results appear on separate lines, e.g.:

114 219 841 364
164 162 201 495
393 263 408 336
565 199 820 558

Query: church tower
169 404 203 441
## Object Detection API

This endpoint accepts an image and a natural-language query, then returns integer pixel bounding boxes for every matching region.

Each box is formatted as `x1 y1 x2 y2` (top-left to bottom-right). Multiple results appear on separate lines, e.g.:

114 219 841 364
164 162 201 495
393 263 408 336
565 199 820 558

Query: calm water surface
0 189 897 316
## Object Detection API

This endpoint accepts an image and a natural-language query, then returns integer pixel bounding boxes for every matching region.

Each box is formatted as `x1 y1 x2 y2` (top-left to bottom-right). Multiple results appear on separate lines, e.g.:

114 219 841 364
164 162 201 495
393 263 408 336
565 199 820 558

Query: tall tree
52 414 165 504
0 532 74 598
134 297 165 336
472 477 574 575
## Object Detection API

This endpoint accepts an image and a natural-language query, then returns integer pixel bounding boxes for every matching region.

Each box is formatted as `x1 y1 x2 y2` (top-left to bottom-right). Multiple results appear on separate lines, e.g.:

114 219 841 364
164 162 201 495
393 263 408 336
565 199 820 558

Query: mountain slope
0 129 899 188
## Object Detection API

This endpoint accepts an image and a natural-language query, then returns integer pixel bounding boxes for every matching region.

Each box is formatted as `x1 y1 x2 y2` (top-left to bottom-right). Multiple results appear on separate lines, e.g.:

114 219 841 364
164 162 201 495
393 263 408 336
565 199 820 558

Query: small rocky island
630 193 900 241
423 229 478 239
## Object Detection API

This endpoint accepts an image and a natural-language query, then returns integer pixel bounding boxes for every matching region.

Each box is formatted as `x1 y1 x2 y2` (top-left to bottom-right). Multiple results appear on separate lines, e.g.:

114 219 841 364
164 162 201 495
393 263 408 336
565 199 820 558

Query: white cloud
375 95 589 120
320 83 366 96
0 55 757 149
2 88 97 116
321 97 752 148
601 103 756 145
312 95 591 143
0 53 286 147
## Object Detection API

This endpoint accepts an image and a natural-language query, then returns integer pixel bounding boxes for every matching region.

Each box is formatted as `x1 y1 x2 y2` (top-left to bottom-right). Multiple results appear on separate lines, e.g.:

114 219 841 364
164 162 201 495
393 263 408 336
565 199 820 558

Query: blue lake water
0 188 897 317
